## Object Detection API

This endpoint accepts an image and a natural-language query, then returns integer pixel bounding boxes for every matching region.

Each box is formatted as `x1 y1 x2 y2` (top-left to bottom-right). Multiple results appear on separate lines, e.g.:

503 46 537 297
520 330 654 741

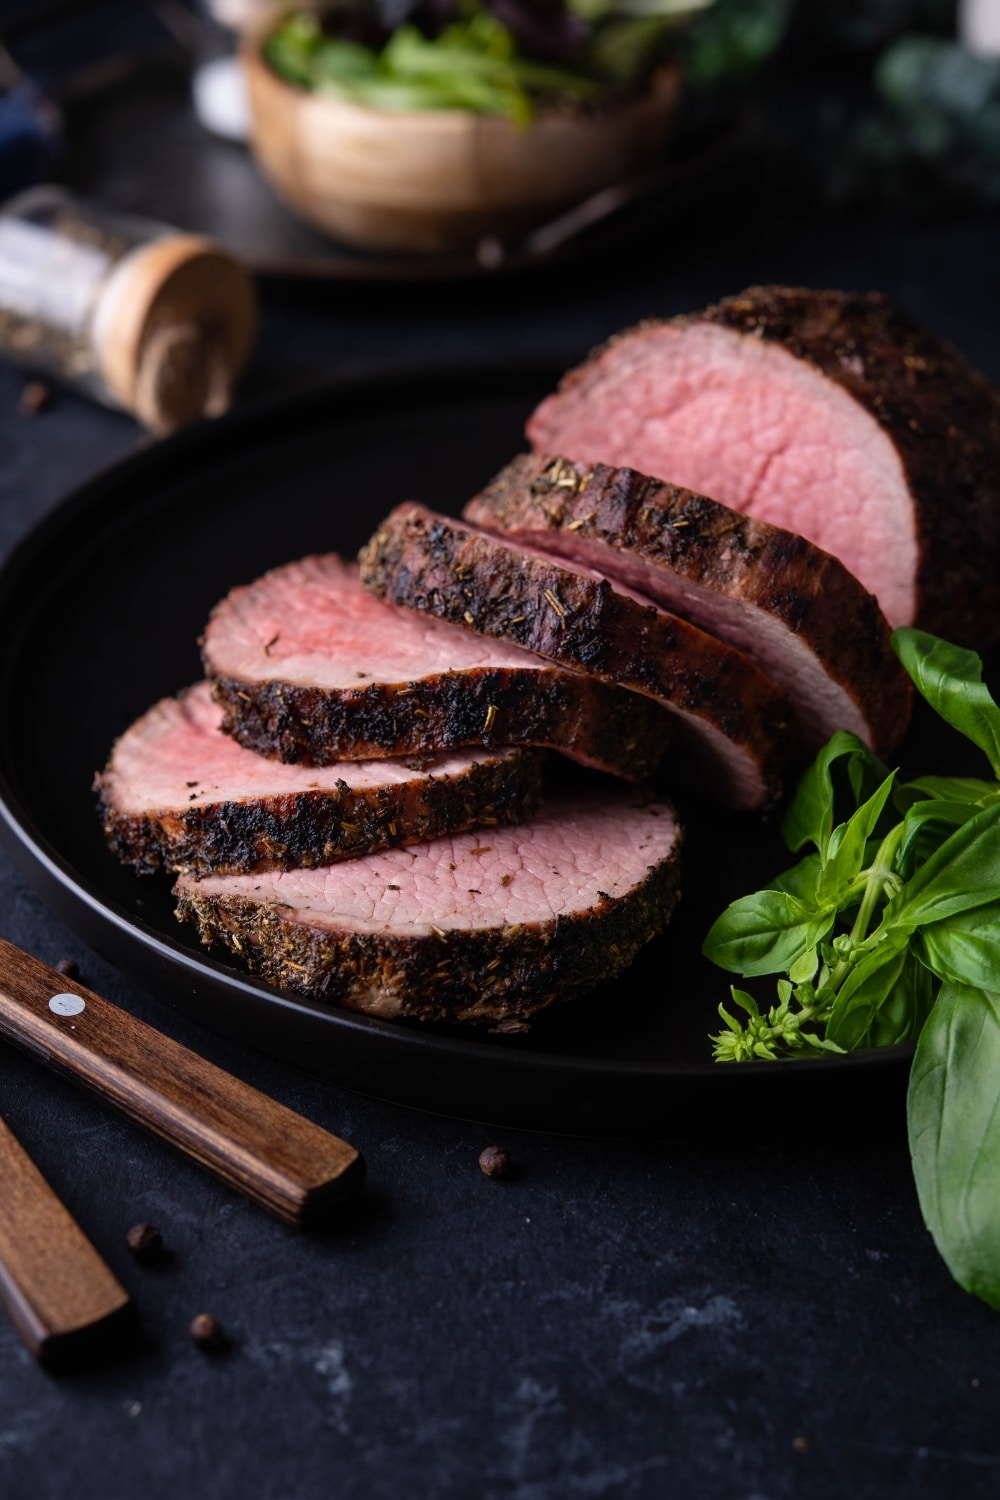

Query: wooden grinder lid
92 235 257 433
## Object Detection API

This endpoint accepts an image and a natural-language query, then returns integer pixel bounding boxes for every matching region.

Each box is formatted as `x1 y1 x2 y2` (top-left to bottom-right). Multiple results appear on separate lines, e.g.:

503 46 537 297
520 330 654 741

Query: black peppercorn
478 1145 512 1179
126 1223 163 1262
54 957 79 979
189 1313 228 1353
17 381 51 418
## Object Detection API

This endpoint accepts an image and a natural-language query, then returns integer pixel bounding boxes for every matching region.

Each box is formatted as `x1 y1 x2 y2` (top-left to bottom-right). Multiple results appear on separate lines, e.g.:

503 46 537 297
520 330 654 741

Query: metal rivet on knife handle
0 940 364 1227
0 1115 133 1369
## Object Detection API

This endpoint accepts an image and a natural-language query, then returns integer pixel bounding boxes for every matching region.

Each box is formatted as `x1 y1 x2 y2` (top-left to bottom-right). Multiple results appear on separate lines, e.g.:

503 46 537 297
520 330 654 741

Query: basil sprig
704 628 1000 1309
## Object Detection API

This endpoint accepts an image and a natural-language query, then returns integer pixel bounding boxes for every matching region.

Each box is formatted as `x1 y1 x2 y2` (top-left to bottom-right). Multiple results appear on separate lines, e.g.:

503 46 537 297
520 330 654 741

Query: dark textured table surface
2 174 1000 1500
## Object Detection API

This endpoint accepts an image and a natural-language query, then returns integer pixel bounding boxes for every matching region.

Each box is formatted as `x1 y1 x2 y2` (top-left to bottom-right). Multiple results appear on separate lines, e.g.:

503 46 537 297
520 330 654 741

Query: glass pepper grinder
0 185 256 433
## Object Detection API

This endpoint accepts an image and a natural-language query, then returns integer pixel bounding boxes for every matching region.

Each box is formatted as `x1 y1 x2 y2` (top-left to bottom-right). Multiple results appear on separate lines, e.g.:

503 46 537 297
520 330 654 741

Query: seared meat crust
465 452 911 756
212 664 670 783
97 686 544 877
202 553 672 781
360 504 794 810
174 796 683 1025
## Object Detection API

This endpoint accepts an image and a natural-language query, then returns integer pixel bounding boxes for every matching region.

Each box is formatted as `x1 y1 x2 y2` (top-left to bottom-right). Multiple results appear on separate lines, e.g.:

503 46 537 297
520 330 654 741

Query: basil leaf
820 772 897 901
908 983 1000 1310
893 628 1000 776
885 800 1000 930
845 741 888 808
781 732 886 857
768 852 821 901
869 952 935 1048
895 799 980 881
788 945 820 984
825 938 909 1051
701 890 834 977
920 907 1000 990
729 987 760 1018
897 775 998 808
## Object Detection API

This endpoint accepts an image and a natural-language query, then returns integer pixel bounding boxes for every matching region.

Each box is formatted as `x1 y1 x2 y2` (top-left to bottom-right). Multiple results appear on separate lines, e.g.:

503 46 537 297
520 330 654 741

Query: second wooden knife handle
0 940 364 1226
0 1116 132 1369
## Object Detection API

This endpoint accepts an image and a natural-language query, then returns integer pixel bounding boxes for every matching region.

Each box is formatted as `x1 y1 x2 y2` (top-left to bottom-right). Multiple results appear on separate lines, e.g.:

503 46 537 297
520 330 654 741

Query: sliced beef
465 453 911 756
202 554 671 782
360 504 794 811
527 287 1000 641
174 792 682 1024
97 681 543 877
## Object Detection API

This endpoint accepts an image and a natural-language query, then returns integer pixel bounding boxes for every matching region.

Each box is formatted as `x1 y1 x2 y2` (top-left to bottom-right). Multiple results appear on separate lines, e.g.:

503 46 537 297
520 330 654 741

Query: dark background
2 4 1000 1496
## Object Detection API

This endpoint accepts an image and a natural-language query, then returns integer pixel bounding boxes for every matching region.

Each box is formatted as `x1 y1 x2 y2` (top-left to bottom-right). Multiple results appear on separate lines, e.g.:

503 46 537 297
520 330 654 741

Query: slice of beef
202 554 671 782
360 504 794 811
96 681 543 877
527 286 1000 641
174 792 682 1024
465 453 911 756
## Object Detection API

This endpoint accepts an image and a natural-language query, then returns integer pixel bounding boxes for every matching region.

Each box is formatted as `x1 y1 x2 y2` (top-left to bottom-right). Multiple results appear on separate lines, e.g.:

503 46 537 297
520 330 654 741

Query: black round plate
0 363 914 1133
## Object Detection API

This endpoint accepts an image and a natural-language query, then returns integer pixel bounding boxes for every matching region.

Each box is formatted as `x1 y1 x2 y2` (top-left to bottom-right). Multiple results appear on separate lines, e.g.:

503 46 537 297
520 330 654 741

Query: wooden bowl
243 40 682 255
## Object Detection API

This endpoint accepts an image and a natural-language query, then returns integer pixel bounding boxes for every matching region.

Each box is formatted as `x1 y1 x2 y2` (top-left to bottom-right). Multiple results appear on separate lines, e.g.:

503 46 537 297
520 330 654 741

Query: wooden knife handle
0 940 364 1226
0 1115 133 1368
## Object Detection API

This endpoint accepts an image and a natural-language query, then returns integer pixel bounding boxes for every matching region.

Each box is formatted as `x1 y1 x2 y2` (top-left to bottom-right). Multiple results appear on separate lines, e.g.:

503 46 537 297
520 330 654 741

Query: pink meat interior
203 554 551 688
104 681 513 814
176 794 680 936
529 321 918 626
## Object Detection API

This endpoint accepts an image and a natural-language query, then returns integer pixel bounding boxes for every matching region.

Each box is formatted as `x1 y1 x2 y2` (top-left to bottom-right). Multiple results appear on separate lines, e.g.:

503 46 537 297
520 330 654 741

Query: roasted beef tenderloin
527 287 1000 641
202 554 671 782
97 681 543 877
465 453 911 756
360 504 795 811
174 792 683 1024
